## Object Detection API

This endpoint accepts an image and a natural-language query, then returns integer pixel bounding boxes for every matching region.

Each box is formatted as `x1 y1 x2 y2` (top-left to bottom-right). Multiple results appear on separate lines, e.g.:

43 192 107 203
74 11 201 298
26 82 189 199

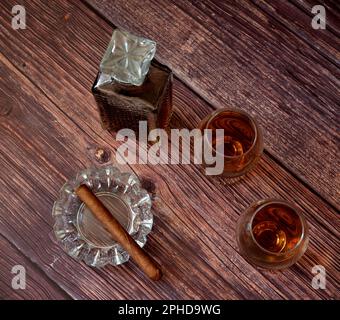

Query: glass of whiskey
198 108 263 178
236 199 309 269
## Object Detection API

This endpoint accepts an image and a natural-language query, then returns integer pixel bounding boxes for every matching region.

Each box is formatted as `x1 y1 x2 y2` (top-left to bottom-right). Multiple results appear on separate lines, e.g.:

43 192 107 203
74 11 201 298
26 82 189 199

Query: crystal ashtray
52 165 153 267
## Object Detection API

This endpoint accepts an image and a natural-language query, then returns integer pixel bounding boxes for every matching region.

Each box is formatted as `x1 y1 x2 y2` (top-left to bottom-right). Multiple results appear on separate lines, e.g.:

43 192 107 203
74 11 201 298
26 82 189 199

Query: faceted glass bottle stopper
100 29 156 86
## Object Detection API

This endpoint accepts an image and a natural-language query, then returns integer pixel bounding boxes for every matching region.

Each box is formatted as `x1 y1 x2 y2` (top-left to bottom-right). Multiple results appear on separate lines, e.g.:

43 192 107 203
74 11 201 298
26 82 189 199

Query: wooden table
0 0 339 299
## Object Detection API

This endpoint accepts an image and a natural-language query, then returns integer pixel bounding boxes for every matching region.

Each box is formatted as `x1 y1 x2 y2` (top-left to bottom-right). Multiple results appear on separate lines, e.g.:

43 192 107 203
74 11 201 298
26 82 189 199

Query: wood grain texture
0 49 260 300
253 0 340 66
291 0 340 36
0 235 69 299
0 0 338 300
86 0 340 208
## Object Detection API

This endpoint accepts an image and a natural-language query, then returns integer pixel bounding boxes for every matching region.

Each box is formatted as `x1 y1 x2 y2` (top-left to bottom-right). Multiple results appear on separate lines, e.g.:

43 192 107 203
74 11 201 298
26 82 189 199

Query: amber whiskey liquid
237 199 309 269
252 202 303 253
207 110 255 157
199 109 263 178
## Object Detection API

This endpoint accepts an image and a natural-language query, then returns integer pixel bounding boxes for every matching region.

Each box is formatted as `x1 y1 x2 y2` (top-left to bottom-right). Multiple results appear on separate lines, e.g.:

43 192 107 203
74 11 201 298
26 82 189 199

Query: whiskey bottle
92 30 173 134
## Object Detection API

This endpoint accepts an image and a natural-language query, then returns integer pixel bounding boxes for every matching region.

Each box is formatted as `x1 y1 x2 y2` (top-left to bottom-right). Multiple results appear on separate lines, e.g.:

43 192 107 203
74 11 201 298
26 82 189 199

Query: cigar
75 184 162 281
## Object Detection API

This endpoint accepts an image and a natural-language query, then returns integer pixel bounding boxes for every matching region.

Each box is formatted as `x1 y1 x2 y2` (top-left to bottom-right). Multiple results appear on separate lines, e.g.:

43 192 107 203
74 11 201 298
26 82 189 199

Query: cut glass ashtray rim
52 165 153 268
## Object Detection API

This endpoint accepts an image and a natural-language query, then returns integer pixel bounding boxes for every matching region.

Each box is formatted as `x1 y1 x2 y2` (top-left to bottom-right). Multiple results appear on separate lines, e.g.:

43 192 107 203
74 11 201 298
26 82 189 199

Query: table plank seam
82 0 339 211
0 0 338 299
0 232 73 300
0 59 291 298
289 0 340 37
1 52 255 299
263 150 340 215
252 0 340 68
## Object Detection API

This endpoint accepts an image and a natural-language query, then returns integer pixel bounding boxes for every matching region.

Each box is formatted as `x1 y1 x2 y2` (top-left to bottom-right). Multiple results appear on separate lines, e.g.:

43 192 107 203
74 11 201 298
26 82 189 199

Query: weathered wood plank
252 0 340 66
0 234 69 300
0 0 338 299
290 0 340 36
85 0 340 208
0 53 269 300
